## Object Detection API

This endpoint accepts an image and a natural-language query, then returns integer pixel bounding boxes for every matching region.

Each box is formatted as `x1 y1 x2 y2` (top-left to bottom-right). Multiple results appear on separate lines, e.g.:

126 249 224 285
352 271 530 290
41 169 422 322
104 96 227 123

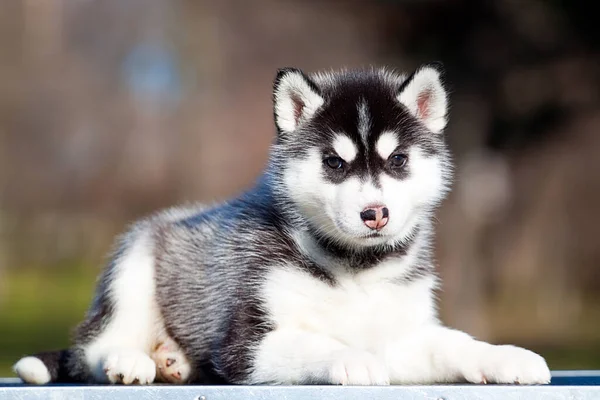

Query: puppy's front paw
462 344 551 385
103 349 156 384
329 350 390 386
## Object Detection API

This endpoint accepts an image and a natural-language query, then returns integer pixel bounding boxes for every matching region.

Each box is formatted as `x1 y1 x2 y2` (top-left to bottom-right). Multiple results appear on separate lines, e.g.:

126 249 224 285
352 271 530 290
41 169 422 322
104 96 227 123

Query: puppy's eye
324 156 344 169
389 154 408 168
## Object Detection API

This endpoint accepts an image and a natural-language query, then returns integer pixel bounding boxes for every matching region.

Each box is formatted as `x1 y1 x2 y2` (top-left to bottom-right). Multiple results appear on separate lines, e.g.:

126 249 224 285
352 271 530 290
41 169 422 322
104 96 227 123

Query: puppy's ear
397 63 448 133
273 68 324 135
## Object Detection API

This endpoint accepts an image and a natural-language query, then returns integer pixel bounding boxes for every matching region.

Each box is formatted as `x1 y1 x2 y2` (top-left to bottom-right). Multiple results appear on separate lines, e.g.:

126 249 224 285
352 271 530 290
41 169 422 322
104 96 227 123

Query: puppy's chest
262 267 436 347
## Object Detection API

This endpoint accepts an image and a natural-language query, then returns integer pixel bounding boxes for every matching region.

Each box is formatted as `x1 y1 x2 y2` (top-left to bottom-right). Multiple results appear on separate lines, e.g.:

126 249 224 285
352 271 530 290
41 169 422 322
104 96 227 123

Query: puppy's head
271 65 452 247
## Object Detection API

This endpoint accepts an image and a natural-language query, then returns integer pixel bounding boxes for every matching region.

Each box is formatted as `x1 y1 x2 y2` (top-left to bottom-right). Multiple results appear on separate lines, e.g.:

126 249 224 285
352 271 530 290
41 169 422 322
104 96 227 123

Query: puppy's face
273 66 451 247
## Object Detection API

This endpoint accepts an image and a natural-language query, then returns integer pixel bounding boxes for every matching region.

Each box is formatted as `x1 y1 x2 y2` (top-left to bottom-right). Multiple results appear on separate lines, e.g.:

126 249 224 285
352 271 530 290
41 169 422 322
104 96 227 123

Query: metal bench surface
1 371 599 399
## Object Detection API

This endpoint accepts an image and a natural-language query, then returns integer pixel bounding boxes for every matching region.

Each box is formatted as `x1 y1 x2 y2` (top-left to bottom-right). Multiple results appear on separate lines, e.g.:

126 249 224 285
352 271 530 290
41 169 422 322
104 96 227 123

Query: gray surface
0 371 599 400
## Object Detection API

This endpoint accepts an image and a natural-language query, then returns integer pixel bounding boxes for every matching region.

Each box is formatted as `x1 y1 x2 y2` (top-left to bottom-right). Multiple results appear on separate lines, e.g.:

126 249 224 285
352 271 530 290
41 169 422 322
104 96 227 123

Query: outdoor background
0 0 599 376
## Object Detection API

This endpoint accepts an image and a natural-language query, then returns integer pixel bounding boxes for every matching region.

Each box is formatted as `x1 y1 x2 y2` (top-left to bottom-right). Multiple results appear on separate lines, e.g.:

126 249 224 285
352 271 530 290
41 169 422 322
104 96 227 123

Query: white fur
330 350 390 385
283 146 444 248
103 349 156 384
376 147 445 241
357 100 371 144
283 148 340 242
13 357 51 384
250 258 550 385
274 71 324 134
332 134 357 162
383 326 551 384
83 230 161 383
264 266 437 338
397 66 448 133
376 132 398 160
250 261 437 384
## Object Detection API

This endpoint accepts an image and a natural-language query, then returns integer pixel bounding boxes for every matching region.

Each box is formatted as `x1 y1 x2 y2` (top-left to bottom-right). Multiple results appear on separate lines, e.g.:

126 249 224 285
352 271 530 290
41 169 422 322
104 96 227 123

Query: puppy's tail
13 349 74 384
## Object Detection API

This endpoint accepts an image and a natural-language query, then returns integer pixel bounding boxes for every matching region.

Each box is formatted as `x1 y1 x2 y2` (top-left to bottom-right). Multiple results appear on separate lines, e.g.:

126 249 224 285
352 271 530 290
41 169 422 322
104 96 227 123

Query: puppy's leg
385 325 551 384
82 230 161 384
247 329 389 385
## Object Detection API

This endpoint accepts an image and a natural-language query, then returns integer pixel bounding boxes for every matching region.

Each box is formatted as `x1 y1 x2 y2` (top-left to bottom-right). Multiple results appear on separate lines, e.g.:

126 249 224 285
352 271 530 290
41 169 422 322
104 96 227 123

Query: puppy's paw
461 344 551 385
103 349 156 384
151 340 192 384
329 349 390 386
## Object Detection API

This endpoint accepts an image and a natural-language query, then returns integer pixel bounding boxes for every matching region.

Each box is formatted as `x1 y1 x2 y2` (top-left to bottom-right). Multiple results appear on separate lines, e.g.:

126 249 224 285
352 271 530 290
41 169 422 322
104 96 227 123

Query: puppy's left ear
273 68 324 135
397 63 448 133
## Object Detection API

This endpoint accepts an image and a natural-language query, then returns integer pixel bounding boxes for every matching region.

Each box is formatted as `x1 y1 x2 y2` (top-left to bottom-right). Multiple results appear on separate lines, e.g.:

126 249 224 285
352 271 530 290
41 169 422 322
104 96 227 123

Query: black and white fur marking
14 65 551 386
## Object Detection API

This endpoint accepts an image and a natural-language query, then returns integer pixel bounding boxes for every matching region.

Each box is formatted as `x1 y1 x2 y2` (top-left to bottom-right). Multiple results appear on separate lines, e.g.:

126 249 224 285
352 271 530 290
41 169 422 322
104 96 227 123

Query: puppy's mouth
360 232 384 238
330 216 392 245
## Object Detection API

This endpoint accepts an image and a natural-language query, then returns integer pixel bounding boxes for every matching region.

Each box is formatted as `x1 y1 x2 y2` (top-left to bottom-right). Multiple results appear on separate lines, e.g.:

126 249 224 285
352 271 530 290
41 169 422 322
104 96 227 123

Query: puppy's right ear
273 68 324 135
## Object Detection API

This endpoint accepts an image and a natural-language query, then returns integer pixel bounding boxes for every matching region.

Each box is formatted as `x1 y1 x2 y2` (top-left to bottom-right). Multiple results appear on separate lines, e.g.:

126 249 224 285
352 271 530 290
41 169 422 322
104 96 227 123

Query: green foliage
0 266 97 376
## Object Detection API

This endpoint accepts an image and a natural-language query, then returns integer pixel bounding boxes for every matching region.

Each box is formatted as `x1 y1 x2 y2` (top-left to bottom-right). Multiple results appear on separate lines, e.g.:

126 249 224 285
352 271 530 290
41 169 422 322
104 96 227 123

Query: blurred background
0 0 599 376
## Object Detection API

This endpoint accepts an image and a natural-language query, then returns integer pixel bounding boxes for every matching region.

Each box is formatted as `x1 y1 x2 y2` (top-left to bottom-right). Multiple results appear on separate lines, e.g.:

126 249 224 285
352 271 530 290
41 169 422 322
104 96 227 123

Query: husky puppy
14 64 551 386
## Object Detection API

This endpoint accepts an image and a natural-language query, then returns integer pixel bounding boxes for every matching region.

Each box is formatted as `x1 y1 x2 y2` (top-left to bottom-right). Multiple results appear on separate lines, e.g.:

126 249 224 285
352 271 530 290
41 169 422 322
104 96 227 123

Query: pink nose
360 205 389 230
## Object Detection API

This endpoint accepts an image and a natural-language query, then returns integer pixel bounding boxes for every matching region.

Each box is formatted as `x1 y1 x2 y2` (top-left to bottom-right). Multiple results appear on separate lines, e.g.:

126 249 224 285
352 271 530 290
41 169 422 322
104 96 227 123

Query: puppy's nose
360 205 389 230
